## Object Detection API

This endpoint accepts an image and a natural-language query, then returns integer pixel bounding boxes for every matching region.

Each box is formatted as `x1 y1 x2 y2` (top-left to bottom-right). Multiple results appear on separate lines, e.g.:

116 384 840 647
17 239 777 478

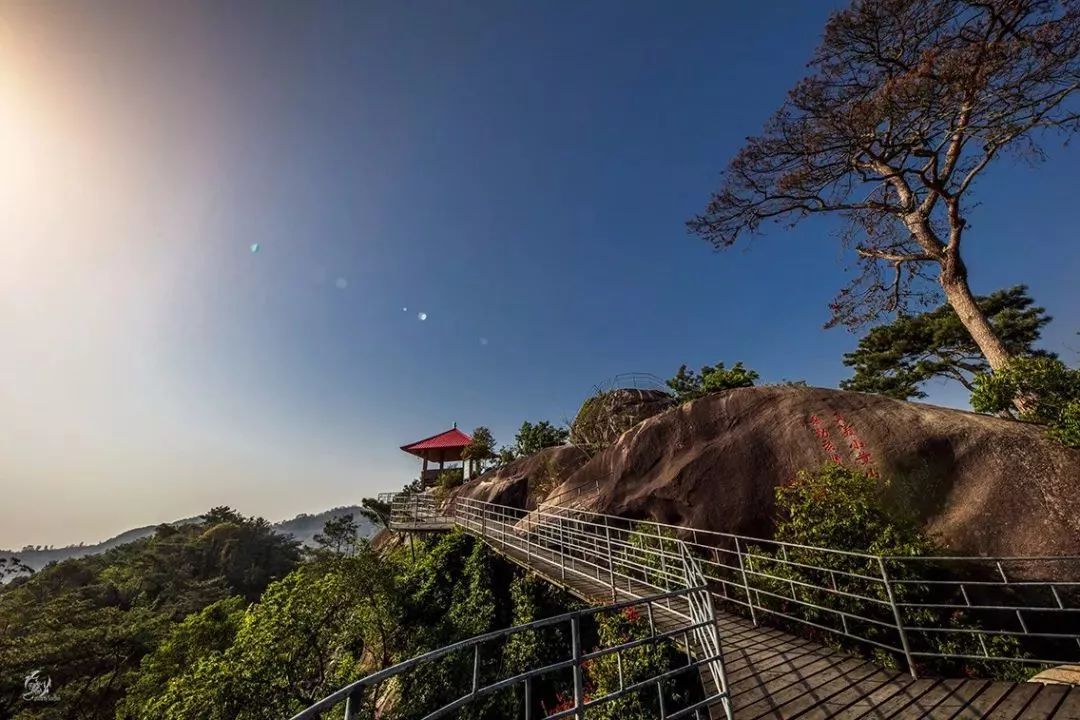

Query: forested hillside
2 506 375 574
0 508 614 720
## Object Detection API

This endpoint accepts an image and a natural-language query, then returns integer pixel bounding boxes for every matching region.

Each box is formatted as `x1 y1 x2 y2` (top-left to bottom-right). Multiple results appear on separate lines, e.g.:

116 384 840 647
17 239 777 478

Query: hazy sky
1 1 1077 549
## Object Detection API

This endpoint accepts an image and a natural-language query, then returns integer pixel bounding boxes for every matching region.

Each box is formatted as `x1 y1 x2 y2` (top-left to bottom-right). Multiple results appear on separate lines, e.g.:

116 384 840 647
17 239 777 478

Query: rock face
457 386 1080 558
452 445 591 511
569 388 675 451
555 386 1080 557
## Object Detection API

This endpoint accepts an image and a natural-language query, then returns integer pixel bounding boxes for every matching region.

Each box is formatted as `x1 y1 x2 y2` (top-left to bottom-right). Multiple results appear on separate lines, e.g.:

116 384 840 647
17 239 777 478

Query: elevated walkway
389 492 1080 719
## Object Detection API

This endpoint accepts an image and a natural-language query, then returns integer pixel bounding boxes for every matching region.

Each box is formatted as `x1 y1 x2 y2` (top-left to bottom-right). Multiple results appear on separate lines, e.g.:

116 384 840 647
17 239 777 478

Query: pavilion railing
391 493 1080 679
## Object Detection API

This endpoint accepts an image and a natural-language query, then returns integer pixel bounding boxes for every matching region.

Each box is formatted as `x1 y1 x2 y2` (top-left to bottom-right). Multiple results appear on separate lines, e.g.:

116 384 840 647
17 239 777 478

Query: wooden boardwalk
476 532 1080 720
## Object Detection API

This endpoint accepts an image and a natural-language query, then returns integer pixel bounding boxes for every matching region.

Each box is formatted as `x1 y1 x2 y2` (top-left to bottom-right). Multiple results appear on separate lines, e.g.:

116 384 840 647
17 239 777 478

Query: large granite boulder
452 445 591 511
569 388 675 451
550 386 1080 558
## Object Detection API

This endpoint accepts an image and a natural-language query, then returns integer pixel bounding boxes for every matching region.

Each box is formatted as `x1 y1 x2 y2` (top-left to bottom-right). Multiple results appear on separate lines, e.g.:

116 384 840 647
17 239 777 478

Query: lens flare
417 312 427 321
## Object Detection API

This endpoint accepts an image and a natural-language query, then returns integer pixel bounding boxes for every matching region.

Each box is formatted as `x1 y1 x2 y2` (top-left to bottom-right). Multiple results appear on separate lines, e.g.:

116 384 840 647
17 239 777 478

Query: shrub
437 469 464 491
754 462 1028 680
666 361 759 403
569 389 673 452
774 462 930 557
584 606 693 720
515 420 569 457
971 356 1080 447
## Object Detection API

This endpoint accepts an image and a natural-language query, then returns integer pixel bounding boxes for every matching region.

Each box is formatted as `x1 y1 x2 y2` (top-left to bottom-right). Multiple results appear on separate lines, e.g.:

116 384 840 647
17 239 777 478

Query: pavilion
400 424 486 487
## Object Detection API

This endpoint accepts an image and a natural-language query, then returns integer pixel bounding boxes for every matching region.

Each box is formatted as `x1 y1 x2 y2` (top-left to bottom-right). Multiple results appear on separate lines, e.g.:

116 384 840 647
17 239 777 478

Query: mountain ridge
1 505 376 573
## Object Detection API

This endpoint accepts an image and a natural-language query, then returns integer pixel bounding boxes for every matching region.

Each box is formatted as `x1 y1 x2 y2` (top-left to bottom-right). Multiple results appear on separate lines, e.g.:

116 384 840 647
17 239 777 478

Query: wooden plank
763 664 887 719
805 671 914 719
829 676 919 719
897 678 988 719
724 638 828 680
942 681 1017 720
1025 684 1070 719
983 683 1041 719
1049 687 1080 720
844 678 942 718
738 661 883 720
732 653 866 713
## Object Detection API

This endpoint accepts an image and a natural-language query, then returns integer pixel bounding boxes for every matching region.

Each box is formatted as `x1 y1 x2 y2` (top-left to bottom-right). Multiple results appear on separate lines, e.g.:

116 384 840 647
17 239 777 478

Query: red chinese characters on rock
807 414 878 478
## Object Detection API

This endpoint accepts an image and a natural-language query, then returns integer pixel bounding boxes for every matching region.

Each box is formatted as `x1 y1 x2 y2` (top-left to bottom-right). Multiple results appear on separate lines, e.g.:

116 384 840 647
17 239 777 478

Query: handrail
392 492 1080 680
288 584 730 720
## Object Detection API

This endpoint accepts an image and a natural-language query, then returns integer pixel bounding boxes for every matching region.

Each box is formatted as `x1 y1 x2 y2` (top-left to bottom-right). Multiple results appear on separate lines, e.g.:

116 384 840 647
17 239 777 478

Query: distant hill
1 506 375 574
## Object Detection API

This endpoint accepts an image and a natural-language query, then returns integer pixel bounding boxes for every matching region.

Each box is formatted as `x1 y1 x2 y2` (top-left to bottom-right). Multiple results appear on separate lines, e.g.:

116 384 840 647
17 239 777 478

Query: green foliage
313 513 361 557
0 555 30 581
0 508 300 720
584 607 692 720
760 462 1026 680
119 596 247 718
358 497 392 529
626 523 680 590
392 532 514 720
514 420 569 458
666 361 758 403
1048 400 1080 448
842 286 1052 400
775 463 932 557
461 426 496 462
125 533 405 720
437 469 464 492
971 355 1080 447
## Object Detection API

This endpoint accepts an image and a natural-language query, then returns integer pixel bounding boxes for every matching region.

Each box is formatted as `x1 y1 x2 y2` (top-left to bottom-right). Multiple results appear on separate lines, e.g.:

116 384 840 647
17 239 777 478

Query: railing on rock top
392 492 1080 680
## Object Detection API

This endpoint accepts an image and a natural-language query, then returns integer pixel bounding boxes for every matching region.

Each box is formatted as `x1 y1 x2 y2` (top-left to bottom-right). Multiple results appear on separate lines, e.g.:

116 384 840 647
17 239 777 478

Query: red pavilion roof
400 427 473 456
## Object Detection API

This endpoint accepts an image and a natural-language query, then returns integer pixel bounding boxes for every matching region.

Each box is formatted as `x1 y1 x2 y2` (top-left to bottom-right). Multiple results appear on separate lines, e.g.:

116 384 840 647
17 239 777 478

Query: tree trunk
940 273 1013 370
938 257 1031 414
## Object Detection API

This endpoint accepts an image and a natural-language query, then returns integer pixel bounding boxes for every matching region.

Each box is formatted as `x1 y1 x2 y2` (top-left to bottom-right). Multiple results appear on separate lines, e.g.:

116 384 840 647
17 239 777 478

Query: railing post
604 516 616 602
878 556 917 679
571 615 585 720
343 689 359 720
657 524 669 590
734 537 757 627
558 515 566 580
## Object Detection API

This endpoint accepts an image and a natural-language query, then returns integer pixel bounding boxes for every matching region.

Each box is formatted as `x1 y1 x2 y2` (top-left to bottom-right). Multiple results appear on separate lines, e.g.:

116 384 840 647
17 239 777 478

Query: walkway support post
734 537 757 627
878 556 917 679
571 615 585 720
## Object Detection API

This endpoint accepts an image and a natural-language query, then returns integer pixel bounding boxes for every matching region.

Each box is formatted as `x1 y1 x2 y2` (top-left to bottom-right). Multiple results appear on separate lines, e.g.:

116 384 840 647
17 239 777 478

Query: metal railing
289 585 730 720
392 493 1080 679
388 492 455 528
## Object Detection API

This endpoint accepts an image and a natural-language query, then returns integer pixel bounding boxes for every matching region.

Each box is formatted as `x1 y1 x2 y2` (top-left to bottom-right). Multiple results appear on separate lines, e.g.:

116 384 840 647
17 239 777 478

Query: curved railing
393 492 1080 679
288 585 731 720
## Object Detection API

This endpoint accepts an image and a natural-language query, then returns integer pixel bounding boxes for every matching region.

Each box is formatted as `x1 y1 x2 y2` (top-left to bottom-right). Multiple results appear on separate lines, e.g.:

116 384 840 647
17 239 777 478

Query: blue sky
1 1 1077 548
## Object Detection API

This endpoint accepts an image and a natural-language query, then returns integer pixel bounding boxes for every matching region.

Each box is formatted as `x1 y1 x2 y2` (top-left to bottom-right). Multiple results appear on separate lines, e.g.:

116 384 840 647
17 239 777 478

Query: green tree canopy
841 286 1052 400
665 361 759 403
0 509 300 719
461 426 496 462
514 420 569 458
312 513 361 557
358 496 392 529
971 356 1080 448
